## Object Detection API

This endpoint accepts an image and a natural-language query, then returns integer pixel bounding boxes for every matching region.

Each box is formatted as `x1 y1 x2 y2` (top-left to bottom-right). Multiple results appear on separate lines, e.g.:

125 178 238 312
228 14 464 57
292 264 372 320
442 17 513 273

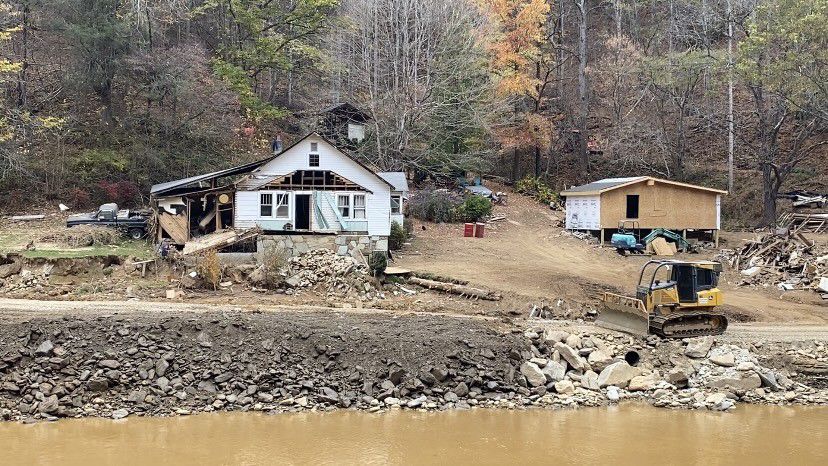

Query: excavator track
650 311 728 338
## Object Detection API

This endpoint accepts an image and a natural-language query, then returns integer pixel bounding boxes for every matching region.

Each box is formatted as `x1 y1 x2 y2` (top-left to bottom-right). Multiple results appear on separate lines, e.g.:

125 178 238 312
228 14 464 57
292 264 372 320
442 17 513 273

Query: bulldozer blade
596 306 650 336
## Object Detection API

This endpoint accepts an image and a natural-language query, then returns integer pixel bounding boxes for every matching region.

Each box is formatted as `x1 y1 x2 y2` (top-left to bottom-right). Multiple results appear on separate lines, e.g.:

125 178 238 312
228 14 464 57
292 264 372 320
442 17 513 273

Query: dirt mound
41 225 121 248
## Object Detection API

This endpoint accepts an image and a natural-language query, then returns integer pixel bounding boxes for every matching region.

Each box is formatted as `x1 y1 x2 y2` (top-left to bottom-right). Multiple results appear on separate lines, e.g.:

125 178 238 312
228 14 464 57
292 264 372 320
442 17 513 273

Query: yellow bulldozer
598 259 728 338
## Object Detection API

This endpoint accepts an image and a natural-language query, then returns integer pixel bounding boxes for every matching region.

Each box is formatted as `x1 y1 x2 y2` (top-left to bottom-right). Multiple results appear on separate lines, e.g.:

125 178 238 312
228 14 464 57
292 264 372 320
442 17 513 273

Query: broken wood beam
407 276 501 301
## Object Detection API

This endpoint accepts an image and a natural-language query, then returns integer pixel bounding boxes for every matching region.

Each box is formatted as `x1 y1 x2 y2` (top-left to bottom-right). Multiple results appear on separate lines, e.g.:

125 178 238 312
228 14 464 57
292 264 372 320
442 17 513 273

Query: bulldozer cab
599 259 726 337
635 260 721 308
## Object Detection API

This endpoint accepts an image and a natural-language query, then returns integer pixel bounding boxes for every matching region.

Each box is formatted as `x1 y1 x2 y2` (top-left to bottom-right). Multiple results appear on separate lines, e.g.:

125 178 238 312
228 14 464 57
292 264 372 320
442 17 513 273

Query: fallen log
407 276 501 301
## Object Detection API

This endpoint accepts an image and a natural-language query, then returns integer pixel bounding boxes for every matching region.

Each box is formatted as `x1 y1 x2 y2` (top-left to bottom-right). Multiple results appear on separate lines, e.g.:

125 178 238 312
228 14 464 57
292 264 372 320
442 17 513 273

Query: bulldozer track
651 311 728 338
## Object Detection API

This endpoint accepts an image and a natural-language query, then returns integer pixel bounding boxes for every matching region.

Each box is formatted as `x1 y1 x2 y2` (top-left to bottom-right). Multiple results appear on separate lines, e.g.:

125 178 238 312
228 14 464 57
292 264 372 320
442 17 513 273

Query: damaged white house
150 133 408 256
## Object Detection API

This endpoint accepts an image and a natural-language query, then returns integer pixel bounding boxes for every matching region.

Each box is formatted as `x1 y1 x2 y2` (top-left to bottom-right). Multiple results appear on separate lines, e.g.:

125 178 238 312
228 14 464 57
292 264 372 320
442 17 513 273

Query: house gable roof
560 176 727 196
377 172 409 193
250 132 395 190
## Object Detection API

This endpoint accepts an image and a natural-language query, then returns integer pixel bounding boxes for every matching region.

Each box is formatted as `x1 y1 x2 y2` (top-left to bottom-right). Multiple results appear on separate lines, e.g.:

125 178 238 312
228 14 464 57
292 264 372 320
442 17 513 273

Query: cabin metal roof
560 176 727 196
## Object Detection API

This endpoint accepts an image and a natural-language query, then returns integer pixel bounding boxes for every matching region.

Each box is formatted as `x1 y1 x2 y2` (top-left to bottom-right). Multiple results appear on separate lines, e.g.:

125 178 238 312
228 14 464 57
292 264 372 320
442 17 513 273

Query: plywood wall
598 181 720 229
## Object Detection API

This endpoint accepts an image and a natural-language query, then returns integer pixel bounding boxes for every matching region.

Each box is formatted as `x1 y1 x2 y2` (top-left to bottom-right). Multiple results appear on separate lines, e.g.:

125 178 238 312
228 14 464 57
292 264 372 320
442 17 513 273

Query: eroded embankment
0 311 825 422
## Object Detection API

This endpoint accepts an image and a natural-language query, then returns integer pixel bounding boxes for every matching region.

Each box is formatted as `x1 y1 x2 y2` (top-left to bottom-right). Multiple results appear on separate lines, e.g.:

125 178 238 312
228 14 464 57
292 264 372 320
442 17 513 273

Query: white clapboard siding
236 135 392 236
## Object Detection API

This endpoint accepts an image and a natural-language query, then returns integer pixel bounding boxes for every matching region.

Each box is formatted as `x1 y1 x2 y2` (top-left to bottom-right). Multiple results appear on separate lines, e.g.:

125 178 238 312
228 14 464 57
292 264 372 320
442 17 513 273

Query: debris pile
778 212 828 233
40 225 121 248
716 233 828 295
284 249 375 296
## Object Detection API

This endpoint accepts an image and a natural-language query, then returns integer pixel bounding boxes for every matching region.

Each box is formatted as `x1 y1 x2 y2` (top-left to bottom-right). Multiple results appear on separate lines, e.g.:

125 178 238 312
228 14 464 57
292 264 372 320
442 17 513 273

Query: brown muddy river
1 404 826 465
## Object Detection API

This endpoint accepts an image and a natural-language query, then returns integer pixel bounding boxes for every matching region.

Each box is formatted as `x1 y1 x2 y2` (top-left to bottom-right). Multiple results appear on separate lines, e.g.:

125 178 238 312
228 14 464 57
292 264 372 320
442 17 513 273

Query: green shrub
368 251 387 275
457 195 492 222
389 221 407 250
409 189 464 223
516 175 559 205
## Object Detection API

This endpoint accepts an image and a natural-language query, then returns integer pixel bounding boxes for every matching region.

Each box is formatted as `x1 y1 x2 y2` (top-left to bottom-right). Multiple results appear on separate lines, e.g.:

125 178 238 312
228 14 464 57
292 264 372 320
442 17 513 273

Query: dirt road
1 298 826 343
397 189 827 324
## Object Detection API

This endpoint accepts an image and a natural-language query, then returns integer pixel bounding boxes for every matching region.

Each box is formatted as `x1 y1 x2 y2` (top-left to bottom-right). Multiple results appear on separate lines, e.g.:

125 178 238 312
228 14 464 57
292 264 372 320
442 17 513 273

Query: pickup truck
66 203 149 239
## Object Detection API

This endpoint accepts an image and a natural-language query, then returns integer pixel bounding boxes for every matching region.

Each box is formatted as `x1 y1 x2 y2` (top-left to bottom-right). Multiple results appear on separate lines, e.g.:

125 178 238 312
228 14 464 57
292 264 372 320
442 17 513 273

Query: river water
1 404 826 465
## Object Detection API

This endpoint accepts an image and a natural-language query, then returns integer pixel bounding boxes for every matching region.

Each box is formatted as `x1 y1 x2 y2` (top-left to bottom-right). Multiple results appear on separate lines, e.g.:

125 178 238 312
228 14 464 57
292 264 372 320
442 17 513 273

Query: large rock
543 330 570 345
0 260 21 279
628 372 660 391
542 361 567 383
708 373 762 395
35 340 54 356
587 349 613 371
709 351 736 367
667 366 692 388
684 337 714 358
520 361 547 387
554 380 575 395
37 395 59 414
86 378 109 392
554 342 587 371
597 361 641 388
582 370 600 390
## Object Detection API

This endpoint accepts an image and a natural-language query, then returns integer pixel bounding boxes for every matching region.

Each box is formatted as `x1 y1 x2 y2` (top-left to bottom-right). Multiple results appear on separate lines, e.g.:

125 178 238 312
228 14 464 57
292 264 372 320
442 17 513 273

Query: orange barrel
474 222 485 238
464 223 475 237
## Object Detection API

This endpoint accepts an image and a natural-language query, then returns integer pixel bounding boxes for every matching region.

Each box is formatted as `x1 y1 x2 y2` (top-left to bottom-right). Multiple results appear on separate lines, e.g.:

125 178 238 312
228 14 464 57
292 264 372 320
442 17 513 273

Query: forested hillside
0 0 825 226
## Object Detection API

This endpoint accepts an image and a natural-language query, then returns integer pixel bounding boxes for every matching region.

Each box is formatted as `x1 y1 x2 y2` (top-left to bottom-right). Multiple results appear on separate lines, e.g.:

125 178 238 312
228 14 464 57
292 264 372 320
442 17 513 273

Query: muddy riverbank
0 310 826 423
1 404 826 464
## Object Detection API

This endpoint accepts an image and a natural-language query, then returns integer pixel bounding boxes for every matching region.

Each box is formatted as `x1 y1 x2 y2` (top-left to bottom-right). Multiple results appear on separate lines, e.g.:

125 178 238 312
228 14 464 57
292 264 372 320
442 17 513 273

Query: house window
309 153 320 167
338 194 350 217
275 193 289 218
626 194 639 219
310 142 318 152
260 193 273 217
390 195 401 214
353 195 366 219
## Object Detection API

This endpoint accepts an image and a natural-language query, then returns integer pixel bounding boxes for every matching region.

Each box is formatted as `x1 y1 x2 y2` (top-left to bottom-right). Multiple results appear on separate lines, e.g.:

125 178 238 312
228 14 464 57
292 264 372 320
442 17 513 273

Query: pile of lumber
716 232 828 295
182 227 261 255
778 212 828 233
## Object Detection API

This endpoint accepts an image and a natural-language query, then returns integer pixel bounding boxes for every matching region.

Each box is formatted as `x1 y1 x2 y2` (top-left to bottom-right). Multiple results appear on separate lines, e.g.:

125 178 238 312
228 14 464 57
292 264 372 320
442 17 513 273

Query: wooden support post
600 229 605 246
713 230 719 248
215 200 222 231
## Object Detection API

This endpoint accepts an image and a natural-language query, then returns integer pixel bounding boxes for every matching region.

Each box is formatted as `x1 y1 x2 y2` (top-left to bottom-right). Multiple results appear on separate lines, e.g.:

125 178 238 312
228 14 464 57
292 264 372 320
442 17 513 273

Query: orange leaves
479 0 552 98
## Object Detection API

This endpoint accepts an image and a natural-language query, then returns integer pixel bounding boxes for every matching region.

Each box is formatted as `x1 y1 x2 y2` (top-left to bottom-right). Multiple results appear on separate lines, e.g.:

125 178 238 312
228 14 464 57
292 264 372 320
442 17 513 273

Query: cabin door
295 194 311 230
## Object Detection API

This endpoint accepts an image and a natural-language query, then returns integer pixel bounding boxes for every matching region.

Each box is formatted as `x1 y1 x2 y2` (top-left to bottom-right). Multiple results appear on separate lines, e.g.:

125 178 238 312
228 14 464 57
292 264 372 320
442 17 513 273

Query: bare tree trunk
574 0 589 180
726 0 735 193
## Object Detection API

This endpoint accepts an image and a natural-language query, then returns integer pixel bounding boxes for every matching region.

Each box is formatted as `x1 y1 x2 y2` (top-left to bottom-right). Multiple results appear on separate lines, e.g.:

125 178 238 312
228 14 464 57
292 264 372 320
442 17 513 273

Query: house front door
295 194 311 230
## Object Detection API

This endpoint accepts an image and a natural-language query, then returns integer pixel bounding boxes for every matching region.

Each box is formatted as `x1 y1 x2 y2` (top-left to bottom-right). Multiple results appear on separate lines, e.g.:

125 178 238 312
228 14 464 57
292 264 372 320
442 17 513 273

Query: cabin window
310 142 318 152
626 194 639 219
338 194 350 217
353 195 366 219
308 153 320 167
260 193 273 217
390 195 401 214
274 193 289 218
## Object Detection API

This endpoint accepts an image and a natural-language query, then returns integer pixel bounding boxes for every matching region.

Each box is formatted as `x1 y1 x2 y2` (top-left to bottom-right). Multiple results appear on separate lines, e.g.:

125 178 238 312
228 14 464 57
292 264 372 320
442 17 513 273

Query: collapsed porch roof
150 157 277 196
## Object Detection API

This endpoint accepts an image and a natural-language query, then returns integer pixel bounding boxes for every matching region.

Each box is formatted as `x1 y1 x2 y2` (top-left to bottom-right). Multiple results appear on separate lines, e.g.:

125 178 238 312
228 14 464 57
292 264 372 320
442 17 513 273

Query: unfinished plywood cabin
560 176 727 245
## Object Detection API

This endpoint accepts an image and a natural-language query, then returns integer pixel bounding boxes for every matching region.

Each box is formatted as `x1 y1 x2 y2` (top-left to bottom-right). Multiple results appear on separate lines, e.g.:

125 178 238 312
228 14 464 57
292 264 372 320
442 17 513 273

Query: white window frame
260 193 273 217
308 153 320 167
337 194 351 218
274 193 290 218
390 195 402 214
310 142 318 152
353 194 366 219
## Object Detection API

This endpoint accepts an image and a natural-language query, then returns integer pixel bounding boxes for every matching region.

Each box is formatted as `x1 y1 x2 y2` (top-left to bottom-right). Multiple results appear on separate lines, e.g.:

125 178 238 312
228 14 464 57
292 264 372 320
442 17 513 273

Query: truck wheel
128 228 145 240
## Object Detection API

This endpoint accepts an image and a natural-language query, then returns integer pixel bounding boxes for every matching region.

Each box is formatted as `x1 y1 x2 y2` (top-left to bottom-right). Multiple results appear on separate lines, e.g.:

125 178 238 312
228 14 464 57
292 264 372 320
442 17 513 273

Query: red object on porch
464 223 475 237
474 223 485 238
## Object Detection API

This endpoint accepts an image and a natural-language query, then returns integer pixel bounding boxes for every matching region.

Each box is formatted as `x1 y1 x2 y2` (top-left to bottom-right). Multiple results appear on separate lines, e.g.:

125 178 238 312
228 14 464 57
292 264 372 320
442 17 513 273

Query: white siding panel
565 195 601 230
244 135 392 236
235 191 261 229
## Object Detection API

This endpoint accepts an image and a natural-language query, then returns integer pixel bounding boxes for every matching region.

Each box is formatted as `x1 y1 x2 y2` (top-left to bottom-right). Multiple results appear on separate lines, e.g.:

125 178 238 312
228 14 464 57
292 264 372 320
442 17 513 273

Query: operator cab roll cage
636 260 721 303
